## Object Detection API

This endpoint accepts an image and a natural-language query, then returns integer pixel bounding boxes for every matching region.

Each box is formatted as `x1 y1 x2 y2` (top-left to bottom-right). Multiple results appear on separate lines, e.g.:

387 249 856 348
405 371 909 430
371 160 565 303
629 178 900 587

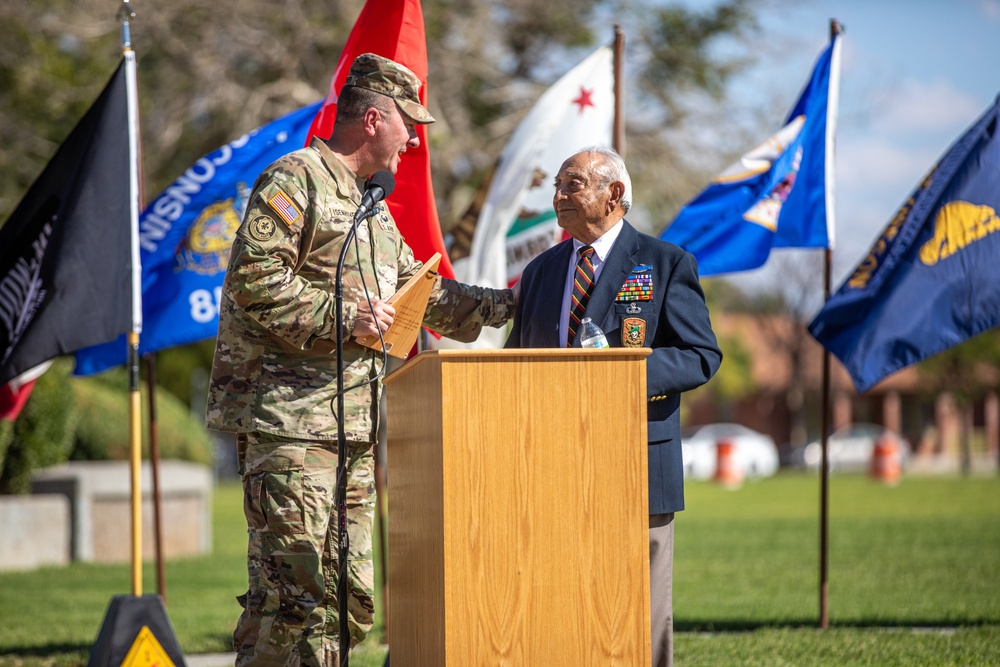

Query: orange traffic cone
870 434 902 485
714 439 744 488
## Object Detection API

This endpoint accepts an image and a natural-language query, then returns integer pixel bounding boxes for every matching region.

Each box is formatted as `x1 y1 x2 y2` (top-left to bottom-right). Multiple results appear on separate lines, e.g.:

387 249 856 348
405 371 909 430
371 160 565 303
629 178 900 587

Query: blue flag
73 100 323 375
809 95 1000 393
661 34 841 275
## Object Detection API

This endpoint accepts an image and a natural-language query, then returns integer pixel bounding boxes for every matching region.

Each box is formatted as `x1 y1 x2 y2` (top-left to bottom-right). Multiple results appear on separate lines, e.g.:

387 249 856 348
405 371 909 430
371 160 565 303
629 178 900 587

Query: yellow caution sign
120 626 177 667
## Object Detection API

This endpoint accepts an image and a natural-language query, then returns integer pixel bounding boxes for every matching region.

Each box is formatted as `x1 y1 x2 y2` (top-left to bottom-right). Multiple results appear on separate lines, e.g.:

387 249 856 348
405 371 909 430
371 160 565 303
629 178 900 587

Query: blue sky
709 0 1000 288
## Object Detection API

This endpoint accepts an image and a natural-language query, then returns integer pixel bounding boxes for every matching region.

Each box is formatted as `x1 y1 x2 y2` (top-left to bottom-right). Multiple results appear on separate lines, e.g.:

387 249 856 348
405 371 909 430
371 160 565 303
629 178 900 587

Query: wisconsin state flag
73 100 322 376
0 60 132 385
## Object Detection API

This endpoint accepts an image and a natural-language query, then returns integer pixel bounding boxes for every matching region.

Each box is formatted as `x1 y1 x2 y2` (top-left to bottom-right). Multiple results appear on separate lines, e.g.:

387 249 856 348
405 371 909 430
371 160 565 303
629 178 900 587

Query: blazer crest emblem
622 317 647 347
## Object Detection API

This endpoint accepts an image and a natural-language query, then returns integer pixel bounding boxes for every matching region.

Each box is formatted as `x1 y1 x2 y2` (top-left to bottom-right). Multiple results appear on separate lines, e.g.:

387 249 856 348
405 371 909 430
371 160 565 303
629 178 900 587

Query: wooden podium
384 348 651 666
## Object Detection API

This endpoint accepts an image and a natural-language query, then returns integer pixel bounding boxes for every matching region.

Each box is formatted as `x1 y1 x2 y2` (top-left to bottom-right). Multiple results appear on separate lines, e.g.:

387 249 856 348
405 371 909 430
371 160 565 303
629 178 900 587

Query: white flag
441 47 615 349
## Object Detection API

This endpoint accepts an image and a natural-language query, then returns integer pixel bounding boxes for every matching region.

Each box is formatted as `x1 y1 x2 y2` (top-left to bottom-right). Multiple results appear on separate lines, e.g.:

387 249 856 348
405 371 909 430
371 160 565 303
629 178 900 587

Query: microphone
354 170 396 222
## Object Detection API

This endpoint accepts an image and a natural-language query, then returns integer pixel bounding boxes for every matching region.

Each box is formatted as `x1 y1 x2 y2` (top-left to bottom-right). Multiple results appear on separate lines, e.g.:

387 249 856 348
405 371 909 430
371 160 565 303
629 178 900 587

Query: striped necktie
567 245 597 346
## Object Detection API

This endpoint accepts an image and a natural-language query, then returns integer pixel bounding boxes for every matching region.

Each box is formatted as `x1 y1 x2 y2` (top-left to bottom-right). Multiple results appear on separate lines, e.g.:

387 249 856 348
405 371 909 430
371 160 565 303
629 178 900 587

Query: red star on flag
571 86 595 114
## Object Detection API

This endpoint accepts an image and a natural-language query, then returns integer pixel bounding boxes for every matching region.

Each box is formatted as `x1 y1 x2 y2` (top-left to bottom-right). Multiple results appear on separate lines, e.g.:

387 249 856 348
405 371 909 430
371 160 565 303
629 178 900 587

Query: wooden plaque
355 253 441 358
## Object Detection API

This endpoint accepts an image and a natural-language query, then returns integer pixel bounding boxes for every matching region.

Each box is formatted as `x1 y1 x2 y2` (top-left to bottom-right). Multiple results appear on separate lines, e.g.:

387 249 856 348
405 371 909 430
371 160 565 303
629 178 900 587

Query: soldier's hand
353 298 395 338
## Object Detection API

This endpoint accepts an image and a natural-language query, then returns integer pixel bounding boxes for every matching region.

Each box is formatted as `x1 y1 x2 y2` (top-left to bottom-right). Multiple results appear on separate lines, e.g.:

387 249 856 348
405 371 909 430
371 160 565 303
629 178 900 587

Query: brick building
686 313 1000 469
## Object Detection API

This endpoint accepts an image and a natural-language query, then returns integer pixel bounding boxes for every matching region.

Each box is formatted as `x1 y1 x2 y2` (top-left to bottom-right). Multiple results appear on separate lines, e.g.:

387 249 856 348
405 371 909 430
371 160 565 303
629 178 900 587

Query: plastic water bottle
579 317 609 348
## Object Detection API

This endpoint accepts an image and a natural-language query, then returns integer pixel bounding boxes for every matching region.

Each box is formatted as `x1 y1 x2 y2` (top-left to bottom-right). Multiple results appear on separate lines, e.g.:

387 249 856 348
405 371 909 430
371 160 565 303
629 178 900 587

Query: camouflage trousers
234 432 376 667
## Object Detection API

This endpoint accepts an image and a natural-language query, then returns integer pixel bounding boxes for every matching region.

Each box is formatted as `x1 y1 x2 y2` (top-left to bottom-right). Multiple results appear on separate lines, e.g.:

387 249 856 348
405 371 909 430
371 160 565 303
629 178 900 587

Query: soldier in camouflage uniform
205 53 515 667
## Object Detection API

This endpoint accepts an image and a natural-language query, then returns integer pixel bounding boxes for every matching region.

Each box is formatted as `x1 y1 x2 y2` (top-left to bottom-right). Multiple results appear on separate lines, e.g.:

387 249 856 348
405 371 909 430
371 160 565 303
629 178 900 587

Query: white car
680 423 780 481
795 423 912 472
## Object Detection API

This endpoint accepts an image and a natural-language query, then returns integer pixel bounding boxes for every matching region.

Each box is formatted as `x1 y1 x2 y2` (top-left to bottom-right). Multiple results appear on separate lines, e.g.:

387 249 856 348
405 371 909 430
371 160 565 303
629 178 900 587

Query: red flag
0 362 52 421
306 0 454 279
0 379 35 421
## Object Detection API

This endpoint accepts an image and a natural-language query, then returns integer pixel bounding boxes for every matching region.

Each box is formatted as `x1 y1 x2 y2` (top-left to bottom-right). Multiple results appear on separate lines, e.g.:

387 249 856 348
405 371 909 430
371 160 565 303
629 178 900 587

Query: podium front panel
386 349 650 666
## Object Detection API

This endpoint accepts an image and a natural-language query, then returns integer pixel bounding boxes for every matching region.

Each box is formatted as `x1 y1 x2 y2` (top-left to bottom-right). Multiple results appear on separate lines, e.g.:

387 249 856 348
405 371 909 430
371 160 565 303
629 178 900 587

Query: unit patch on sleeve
267 190 303 226
248 215 277 242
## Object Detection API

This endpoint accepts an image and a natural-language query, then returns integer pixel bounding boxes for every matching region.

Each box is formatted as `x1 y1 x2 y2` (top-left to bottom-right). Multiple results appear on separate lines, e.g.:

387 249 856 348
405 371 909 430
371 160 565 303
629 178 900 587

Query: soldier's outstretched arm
421 277 516 343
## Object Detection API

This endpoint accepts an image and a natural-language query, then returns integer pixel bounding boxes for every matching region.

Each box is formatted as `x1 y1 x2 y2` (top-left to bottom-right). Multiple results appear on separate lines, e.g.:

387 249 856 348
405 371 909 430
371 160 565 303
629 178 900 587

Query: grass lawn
674 473 1000 665
0 472 996 666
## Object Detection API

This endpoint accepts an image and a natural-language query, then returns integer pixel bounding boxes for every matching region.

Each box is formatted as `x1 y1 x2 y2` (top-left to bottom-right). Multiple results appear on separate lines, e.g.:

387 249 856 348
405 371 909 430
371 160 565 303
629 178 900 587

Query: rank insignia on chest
377 209 393 232
267 190 302 226
616 268 653 301
622 317 646 347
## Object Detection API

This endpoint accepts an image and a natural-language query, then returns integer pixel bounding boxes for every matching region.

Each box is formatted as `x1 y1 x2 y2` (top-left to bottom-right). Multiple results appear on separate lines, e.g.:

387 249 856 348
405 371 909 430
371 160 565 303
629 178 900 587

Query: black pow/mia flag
0 60 133 385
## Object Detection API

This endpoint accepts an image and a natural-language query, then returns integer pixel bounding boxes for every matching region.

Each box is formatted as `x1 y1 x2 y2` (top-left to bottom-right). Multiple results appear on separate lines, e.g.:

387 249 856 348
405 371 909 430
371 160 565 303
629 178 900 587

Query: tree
423 0 760 230
1 0 760 228
918 330 1000 472
712 252 827 446
1 0 761 407
692 277 758 412
0 0 356 217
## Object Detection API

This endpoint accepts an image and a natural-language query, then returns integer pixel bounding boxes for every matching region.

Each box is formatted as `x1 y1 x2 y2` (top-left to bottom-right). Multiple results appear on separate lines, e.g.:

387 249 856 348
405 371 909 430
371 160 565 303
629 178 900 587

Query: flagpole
819 264 832 630
613 25 625 157
145 354 168 601
121 0 145 598
84 9 185 666
819 17 843 630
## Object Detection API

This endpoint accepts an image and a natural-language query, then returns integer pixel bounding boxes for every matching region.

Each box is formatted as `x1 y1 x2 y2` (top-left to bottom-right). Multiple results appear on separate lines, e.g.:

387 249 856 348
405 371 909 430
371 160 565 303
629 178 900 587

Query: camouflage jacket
205 138 514 442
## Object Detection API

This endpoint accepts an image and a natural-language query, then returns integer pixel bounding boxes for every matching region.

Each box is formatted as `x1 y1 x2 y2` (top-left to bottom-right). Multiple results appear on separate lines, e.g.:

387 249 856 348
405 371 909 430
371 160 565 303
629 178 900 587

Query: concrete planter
0 494 71 571
27 460 213 565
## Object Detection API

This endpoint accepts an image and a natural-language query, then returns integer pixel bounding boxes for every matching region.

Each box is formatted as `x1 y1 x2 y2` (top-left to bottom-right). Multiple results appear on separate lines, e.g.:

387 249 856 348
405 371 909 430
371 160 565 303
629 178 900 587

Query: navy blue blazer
504 221 722 514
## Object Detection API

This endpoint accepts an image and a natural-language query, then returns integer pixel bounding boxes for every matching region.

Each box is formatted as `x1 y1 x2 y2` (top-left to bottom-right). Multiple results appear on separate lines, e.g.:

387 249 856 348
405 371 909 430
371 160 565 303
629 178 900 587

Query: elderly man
206 53 515 666
505 146 722 667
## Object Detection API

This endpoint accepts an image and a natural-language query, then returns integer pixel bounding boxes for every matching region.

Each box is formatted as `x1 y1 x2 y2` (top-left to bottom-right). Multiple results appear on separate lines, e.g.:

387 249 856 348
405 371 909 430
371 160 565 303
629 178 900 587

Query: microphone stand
332 170 393 666
334 208 365 667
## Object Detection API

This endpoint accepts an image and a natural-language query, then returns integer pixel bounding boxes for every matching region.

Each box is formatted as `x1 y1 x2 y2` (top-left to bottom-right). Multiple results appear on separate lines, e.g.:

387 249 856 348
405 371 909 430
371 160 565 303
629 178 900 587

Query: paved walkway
186 653 235 667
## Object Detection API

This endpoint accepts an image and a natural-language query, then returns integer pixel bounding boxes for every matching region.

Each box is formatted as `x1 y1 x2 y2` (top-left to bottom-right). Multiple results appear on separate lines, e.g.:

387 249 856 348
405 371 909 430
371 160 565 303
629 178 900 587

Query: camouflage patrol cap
344 53 435 124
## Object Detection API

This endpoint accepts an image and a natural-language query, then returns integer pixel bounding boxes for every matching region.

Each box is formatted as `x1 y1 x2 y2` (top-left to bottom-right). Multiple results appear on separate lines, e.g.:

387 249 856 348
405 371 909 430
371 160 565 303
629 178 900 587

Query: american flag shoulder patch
267 190 302 226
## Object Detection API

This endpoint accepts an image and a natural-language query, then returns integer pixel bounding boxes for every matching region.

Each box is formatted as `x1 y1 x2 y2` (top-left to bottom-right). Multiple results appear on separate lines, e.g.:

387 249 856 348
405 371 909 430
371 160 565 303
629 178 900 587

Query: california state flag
442 46 614 348
305 0 453 278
